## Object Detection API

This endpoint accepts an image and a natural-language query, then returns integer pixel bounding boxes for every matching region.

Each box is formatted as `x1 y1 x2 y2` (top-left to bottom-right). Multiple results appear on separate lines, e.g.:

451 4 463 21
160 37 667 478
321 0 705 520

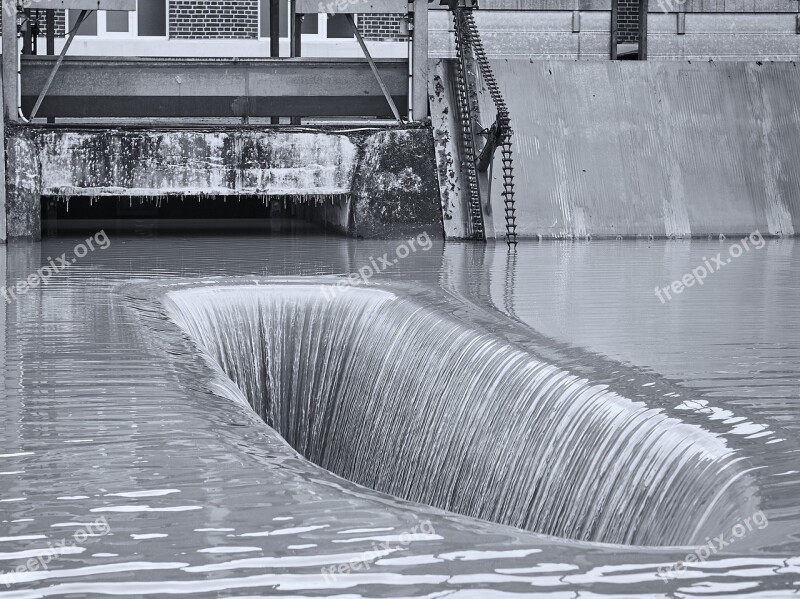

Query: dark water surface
0 224 798 597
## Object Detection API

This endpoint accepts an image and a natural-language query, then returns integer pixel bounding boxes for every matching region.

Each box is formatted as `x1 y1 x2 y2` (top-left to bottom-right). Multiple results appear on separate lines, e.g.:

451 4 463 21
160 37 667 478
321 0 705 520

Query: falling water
164 282 758 547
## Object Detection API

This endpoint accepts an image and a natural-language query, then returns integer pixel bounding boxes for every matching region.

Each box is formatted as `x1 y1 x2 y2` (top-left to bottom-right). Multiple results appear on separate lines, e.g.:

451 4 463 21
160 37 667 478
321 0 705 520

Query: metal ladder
452 5 517 247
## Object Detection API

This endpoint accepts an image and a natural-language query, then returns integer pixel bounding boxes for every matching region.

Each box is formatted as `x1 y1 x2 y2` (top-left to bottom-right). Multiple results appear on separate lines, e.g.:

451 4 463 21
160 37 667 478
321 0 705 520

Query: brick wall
358 14 407 41
618 0 639 44
169 0 259 39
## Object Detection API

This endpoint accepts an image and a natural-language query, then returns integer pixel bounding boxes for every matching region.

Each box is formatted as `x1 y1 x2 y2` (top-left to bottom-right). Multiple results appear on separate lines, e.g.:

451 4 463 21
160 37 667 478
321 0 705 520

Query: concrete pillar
411 0 428 120
5 133 42 241
0 69 7 243
3 1 19 123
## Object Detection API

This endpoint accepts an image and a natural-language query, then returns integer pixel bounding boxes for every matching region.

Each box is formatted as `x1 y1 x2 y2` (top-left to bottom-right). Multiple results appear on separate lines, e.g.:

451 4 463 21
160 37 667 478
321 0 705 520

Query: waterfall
163 282 758 547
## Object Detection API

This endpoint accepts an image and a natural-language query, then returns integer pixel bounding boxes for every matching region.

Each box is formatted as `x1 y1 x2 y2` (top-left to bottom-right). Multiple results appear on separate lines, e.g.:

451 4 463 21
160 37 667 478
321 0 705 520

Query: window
138 0 167 36
68 10 97 36
325 14 353 38
259 0 349 39
69 0 166 37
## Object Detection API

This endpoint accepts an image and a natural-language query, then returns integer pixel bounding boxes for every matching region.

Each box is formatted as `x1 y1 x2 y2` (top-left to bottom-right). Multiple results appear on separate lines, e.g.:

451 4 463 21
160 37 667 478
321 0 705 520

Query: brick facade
34 10 67 37
617 0 640 44
359 14 407 41
169 0 259 39
0 2 405 42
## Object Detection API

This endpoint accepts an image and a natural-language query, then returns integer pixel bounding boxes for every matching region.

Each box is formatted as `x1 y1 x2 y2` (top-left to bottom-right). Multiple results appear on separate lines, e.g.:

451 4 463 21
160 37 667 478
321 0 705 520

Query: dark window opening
326 14 354 38
138 0 166 36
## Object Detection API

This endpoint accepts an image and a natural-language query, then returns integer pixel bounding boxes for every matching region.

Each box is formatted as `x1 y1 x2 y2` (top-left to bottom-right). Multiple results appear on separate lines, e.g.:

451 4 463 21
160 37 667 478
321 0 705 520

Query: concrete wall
434 59 800 239
648 10 800 61
430 1 800 62
3 126 441 240
430 9 612 60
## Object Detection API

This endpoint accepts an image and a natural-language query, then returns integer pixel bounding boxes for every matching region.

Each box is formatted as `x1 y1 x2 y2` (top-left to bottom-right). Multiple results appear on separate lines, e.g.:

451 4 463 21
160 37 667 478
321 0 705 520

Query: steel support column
3 1 18 122
637 0 648 59
610 0 618 59
411 0 428 120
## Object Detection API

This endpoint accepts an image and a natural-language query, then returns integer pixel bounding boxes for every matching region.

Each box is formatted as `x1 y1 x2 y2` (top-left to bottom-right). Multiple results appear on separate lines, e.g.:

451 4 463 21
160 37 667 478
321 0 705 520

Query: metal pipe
407 15 413 120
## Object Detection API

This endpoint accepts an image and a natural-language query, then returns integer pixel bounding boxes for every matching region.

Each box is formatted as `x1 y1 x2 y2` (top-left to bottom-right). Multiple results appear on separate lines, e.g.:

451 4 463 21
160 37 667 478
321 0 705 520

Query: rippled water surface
0 223 798 597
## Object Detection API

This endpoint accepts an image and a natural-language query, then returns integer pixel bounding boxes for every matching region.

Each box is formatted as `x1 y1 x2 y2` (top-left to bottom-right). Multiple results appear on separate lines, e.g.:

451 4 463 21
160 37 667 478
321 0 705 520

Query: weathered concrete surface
34 129 357 197
350 129 443 238
437 59 800 239
430 5 798 63
429 10 611 61
429 60 471 240
6 133 41 240
4 126 442 239
648 12 800 61
429 59 496 240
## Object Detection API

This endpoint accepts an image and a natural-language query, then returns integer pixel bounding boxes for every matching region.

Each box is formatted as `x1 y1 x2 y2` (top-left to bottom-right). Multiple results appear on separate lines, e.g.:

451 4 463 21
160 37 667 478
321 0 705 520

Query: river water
0 222 797 597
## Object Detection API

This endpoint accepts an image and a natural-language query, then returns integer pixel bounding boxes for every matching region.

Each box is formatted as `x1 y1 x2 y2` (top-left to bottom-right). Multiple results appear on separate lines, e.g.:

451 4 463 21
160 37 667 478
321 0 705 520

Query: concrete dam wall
4 126 442 240
432 59 800 239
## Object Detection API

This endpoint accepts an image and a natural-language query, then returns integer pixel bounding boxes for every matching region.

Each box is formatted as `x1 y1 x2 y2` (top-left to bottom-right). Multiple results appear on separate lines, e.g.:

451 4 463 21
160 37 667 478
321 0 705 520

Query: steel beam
20 57 409 118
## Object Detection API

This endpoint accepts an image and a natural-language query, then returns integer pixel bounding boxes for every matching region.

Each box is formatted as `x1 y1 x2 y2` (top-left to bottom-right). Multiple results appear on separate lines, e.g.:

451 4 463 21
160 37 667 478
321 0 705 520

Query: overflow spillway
163 280 759 547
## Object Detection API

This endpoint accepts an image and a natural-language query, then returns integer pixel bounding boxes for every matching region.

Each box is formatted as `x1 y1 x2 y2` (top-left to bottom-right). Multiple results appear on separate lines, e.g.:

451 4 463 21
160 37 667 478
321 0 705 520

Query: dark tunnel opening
40 195 351 238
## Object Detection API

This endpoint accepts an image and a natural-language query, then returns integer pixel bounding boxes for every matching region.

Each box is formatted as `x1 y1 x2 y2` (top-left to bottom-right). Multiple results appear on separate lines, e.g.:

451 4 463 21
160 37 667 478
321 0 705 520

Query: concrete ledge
4 125 442 240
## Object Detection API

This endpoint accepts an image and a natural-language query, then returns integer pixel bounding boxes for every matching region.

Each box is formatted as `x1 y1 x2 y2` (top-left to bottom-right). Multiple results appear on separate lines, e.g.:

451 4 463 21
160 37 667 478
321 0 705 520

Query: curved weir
164 282 758 547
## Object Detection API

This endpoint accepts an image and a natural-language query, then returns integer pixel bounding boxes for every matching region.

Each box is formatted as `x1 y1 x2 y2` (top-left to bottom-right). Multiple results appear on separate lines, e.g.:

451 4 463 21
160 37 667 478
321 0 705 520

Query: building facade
9 0 800 61
13 0 408 57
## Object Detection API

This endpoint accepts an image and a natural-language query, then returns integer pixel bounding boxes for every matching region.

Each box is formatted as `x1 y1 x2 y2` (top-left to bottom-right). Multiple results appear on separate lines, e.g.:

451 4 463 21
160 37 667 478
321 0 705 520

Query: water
0 224 798 596
163 283 757 547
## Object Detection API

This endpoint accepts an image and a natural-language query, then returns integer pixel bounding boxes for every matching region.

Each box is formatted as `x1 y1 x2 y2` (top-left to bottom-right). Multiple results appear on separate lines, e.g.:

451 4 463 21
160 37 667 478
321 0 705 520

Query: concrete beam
3 126 442 240
20 57 409 118
296 0 407 13
27 0 135 9
3 0 18 123
412 0 428 120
